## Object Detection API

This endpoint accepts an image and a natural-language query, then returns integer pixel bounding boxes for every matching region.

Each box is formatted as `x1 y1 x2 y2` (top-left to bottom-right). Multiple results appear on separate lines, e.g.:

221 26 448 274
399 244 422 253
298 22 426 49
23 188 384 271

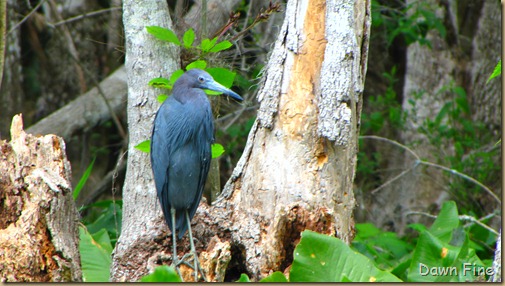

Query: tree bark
109 0 180 282
0 115 81 282
211 0 370 278
110 0 370 282
366 0 501 233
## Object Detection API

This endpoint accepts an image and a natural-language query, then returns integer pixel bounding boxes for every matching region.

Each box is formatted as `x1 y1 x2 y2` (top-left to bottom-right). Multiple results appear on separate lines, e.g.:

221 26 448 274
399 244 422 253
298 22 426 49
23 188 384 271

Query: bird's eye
198 76 205 82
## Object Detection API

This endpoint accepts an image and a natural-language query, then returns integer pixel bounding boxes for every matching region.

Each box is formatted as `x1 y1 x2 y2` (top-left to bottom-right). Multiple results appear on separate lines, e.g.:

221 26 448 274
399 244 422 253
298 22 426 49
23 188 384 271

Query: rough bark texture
366 0 501 233
111 0 370 282
213 0 370 279
109 0 180 282
0 115 81 282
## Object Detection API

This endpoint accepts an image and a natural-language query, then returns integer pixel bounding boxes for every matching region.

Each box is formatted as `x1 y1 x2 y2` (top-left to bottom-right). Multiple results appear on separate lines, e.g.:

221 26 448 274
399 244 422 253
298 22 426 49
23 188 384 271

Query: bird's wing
150 96 193 231
186 112 213 229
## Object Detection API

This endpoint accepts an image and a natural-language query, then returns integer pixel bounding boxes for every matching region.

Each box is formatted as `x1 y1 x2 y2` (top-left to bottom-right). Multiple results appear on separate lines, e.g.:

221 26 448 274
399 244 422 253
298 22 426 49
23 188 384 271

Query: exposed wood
212 0 370 279
0 114 81 282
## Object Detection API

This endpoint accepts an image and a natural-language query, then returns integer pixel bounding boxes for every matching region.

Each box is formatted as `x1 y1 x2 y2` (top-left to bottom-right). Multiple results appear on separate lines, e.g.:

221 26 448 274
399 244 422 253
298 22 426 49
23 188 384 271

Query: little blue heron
150 69 243 281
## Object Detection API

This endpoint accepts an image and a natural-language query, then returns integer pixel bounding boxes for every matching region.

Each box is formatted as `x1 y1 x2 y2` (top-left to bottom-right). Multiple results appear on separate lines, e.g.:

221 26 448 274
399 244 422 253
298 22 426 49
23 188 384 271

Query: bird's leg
185 211 206 282
171 208 183 281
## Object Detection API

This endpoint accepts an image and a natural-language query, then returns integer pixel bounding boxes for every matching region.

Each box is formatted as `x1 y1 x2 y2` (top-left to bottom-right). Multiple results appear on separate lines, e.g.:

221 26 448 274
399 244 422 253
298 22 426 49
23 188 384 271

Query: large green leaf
146 26 181 46
429 201 459 243
79 226 112 282
289 230 402 282
206 67 235 88
407 230 484 282
84 202 122 246
139 265 182 282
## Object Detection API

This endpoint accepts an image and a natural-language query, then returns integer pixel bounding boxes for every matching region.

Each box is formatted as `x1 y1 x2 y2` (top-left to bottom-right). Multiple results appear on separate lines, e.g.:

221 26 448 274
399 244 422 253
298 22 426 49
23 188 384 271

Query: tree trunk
110 0 370 282
109 0 180 282
366 0 501 232
211 0 370 278
0 115 81 282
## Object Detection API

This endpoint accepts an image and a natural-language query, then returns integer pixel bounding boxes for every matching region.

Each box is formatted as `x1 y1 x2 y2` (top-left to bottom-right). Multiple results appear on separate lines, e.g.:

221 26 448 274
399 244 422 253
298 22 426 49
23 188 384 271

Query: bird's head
180 69 243 102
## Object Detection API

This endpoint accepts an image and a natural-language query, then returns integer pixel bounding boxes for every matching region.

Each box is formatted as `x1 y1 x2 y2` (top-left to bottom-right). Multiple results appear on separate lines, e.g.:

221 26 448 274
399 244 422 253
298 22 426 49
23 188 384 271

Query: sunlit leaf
148 77 171 89
186 60 207 70
209 40 233 53
182 28 195 49
157 94 169 103
79 226 112 282
135 140 151 153
73 157 95 200
146 26 181 45
211 143 225 159
140 265 182 282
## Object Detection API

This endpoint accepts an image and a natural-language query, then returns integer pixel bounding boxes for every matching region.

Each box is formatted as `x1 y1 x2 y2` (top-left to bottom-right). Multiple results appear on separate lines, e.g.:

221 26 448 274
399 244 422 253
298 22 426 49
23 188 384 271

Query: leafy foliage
79 226 113 282
139 265 182 282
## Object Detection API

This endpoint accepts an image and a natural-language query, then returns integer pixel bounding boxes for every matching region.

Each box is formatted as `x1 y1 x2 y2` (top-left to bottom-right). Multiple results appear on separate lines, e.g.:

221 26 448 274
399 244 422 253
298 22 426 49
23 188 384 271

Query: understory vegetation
73 0 500 282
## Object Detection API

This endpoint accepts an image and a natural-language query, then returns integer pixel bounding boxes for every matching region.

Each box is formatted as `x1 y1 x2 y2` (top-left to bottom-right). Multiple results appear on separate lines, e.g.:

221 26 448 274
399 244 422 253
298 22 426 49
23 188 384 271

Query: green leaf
289 230 402 282
148 77 171 89
211 143 225 159
429 201 459 243
139 265 182 282
407 230 483 282
186 60 207 70
146 26 181 46
209 40 233 53
157 94 169 103
260 271 288 282
201 37 218 53
73 157 95 200
182 28 195 49
84 203 122 244
135 140 151 153
204 68 237 95
236 273 251 282
169 69 185 85
79 226 112 282
486 59 501 84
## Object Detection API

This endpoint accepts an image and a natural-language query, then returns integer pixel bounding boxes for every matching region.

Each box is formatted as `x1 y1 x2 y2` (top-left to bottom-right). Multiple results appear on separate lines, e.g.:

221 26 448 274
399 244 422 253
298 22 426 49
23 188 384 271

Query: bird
150 68 243 281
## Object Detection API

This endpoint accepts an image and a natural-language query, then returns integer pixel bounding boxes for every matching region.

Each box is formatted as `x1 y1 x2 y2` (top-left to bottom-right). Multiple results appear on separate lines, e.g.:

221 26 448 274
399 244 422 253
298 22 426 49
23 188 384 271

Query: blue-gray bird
150 68 243 280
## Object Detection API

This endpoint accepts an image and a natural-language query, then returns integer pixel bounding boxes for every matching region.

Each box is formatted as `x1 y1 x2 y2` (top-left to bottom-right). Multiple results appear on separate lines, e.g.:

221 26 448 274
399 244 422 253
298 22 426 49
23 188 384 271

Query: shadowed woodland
0 0 501 282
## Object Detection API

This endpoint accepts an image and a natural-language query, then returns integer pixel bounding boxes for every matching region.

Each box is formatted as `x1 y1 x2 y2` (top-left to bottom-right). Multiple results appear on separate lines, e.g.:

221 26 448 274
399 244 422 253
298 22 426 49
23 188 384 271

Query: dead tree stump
0 114 82 282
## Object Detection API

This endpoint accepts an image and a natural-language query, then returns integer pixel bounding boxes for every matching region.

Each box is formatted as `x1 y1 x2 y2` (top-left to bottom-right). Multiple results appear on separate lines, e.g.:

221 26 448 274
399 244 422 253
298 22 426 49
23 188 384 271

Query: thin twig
370 165 415 194
360 135 500 204
49 7 122 27
406 211 499 236
460 214 499 236
8 0 46 34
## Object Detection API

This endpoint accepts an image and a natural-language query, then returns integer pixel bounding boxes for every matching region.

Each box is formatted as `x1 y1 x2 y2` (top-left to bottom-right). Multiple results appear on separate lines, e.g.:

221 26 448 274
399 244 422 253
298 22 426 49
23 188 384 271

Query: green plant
237 201 495 282
78 200 122 282
372 0 446 47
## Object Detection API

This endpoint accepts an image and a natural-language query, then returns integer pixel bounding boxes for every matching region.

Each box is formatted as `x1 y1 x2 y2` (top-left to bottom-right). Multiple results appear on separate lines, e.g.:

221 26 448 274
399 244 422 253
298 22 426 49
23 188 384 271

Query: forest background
0 0 501 282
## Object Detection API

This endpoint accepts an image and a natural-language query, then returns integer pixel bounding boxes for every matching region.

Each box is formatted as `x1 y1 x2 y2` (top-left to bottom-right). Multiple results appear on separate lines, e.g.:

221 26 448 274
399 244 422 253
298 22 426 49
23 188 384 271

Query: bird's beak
204 80 243 102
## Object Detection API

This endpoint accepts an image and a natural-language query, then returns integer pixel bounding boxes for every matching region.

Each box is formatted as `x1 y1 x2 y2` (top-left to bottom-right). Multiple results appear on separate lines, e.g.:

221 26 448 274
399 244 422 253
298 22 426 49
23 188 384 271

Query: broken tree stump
0 114 82 282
